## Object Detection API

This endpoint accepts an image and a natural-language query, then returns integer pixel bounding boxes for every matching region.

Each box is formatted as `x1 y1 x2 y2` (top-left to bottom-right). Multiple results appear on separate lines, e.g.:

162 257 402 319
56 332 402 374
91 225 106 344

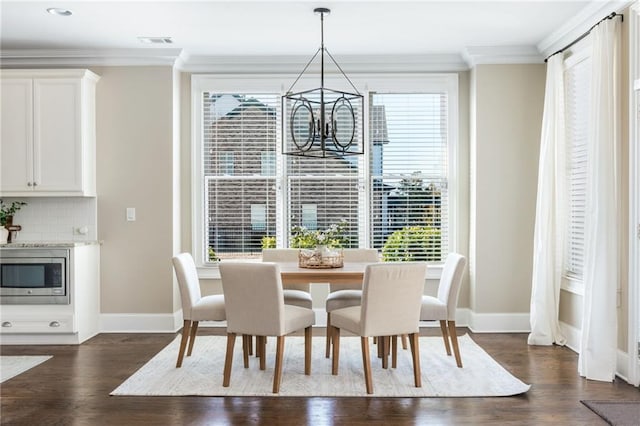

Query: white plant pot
0 227 8 244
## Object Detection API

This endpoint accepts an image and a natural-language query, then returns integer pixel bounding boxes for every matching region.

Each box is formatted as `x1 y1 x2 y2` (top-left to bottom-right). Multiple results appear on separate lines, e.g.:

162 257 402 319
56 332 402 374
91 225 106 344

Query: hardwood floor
1 328 638 425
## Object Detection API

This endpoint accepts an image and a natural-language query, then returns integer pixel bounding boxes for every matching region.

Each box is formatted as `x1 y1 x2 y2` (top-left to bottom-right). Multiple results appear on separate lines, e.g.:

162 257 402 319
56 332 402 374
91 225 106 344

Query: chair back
172 253 203 320
262 249 309 292
330 248 380 292
219 262 285 336
437 253 467 321
360 262 426 337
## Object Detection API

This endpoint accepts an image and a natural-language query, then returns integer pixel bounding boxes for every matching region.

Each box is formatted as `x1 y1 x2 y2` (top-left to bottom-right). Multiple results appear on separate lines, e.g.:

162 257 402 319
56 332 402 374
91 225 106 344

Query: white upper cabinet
0 69 99 196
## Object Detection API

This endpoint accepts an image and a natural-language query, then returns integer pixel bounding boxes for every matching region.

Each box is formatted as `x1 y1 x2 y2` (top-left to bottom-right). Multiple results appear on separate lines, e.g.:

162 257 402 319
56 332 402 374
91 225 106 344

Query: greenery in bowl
290 220 349 249
0 200 27 227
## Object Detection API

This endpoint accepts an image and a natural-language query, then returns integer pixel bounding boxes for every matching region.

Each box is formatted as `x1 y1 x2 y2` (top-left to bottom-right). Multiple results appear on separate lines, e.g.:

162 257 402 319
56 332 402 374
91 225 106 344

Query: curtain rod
544 12 623 62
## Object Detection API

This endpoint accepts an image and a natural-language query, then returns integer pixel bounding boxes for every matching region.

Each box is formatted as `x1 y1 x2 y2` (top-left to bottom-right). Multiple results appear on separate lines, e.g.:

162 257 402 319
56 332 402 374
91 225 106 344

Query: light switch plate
126 207 136 221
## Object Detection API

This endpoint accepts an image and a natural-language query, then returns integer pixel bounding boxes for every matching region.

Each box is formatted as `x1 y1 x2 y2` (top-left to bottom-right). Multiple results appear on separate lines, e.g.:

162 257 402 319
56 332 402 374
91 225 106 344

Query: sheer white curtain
528 55 568 346
578 17 621 382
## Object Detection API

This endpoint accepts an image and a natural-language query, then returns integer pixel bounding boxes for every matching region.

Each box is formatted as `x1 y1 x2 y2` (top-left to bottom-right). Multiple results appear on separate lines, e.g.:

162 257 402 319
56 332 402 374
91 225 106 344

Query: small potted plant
0 200 26 244
291 220 349 268
0 200 26 228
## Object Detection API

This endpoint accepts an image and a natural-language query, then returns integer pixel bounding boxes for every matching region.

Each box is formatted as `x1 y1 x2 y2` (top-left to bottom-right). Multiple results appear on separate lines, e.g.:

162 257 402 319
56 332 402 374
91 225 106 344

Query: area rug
0 355 52 383
581 400 640 426
112 334 530 397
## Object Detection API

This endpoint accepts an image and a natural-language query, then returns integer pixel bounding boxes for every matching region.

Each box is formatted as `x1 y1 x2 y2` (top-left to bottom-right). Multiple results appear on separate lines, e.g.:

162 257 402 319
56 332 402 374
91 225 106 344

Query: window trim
191 73 459 275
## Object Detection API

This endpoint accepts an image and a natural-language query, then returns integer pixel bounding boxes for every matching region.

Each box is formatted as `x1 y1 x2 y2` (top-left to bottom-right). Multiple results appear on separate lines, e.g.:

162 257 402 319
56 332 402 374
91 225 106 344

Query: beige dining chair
420 253 467 368
329 262 425 394
262 248 313 309
172 252 226 368
219 261 315 393
324 248 380 357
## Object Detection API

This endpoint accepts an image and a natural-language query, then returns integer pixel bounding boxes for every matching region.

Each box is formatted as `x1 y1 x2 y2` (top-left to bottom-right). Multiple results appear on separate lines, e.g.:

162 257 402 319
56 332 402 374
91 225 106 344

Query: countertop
0 241 101 248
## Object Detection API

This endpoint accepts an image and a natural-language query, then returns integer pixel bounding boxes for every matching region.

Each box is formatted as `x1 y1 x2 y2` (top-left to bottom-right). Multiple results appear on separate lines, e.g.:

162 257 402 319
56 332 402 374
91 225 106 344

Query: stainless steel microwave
0 248 70 304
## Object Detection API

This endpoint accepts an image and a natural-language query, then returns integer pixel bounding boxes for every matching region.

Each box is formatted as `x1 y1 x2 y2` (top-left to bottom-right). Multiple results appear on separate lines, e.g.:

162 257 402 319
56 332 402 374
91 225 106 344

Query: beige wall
95 66 176 314
470 64 545 314
456 70 471 309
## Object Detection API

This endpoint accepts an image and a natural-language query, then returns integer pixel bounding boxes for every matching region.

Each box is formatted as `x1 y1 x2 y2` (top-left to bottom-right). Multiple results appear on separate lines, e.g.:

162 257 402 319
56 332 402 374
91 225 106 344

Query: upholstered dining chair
219 261 315 393
324 248 380 358
262 248 313 309
330 262 426 394
172 252 226 368
420 253 467 368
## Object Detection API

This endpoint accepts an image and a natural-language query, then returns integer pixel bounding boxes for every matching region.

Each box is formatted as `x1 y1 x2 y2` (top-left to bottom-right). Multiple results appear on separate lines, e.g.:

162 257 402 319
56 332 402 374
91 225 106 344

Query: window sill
561 277 584 296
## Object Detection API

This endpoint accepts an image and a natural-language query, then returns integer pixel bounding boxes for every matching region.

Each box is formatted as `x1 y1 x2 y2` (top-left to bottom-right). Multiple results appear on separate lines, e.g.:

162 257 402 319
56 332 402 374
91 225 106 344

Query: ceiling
0 1 632 68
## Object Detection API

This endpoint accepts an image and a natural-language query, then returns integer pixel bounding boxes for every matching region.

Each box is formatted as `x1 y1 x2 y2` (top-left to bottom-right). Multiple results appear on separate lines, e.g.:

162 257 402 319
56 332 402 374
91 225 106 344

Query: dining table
277 262 370 286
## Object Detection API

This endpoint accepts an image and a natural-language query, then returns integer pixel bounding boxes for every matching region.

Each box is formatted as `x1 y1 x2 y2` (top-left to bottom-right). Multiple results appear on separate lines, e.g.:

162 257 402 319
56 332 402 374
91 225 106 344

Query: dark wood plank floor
1 328 638 425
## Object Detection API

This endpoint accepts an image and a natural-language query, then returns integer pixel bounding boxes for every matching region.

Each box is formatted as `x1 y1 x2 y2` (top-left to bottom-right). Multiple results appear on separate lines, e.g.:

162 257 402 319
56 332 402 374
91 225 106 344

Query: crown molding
462 45 543 67
537 0 634 59
177 52 469 73
0 48 182 67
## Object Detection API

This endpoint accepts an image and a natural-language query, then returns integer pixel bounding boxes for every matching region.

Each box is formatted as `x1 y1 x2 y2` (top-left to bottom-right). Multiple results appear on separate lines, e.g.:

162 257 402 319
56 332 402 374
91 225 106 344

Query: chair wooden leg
381 336 389 369
222 332 236 387
392 335 398 369
187 321 199 356
401 334 408 350
325 312 332 358
304 326 312 375
176 319 191 368
409 332 421 388
259 336 266 370
248 335 253 356
331 326 340 375
361 336 373 394
448 321 463 368
273 335 285 393
440 320 452 356
242 334 250 368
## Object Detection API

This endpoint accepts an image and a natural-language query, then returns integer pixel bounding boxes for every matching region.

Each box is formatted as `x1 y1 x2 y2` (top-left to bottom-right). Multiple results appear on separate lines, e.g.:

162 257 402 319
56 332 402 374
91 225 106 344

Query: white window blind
287 155 364 248
203 93 278 260
564 57 591 280
369 93 449 261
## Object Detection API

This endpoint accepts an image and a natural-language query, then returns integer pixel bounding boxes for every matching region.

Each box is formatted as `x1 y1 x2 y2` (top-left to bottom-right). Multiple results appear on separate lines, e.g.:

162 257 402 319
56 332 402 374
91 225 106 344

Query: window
369 93 449 260
192 75 458 266
201 92 277 258
563 50 591 283
220 152 234 175
251 204 267 231
301 204 318 230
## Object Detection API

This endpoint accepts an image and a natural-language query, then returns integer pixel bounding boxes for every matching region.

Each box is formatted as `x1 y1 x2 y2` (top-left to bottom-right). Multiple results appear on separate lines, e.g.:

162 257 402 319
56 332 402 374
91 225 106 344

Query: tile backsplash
3 197 97 242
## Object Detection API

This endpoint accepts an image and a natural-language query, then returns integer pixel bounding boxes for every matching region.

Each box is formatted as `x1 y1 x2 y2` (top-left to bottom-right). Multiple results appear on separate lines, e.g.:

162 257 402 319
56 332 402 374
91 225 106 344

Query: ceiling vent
137 37 173 44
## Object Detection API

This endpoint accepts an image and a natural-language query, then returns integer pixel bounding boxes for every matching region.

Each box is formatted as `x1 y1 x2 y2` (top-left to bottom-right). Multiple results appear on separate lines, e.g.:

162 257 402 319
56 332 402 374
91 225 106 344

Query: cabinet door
33 78 83 192
1 79 33 192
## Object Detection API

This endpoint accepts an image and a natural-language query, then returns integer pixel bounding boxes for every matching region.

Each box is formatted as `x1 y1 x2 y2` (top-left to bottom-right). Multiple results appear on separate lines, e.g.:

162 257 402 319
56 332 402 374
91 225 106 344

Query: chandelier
282 8 364 158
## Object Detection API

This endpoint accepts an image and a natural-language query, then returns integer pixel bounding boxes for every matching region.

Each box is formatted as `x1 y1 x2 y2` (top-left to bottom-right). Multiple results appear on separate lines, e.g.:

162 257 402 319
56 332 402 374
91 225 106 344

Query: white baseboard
0 332 93 345
559 321 581 353
466 311 531 333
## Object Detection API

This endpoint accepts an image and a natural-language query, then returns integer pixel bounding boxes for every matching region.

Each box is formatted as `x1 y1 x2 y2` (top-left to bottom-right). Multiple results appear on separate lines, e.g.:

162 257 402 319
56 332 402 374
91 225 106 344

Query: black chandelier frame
282 7 364 158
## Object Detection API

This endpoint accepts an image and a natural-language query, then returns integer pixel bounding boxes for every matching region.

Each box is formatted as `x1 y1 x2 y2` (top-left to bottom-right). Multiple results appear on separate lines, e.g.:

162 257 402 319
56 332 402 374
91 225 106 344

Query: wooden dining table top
277 262 369 285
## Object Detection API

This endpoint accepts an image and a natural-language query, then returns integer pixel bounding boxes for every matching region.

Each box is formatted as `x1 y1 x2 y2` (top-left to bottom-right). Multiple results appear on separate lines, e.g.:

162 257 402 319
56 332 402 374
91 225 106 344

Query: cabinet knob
49 321 61 328
27 182 32 186
33 182 38 187
2 321 12 328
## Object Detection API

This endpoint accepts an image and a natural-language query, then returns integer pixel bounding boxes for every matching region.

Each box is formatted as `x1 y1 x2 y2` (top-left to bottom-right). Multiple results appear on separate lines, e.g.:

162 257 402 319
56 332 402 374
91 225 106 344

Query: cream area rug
112 334 530 397
0 355 52 383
